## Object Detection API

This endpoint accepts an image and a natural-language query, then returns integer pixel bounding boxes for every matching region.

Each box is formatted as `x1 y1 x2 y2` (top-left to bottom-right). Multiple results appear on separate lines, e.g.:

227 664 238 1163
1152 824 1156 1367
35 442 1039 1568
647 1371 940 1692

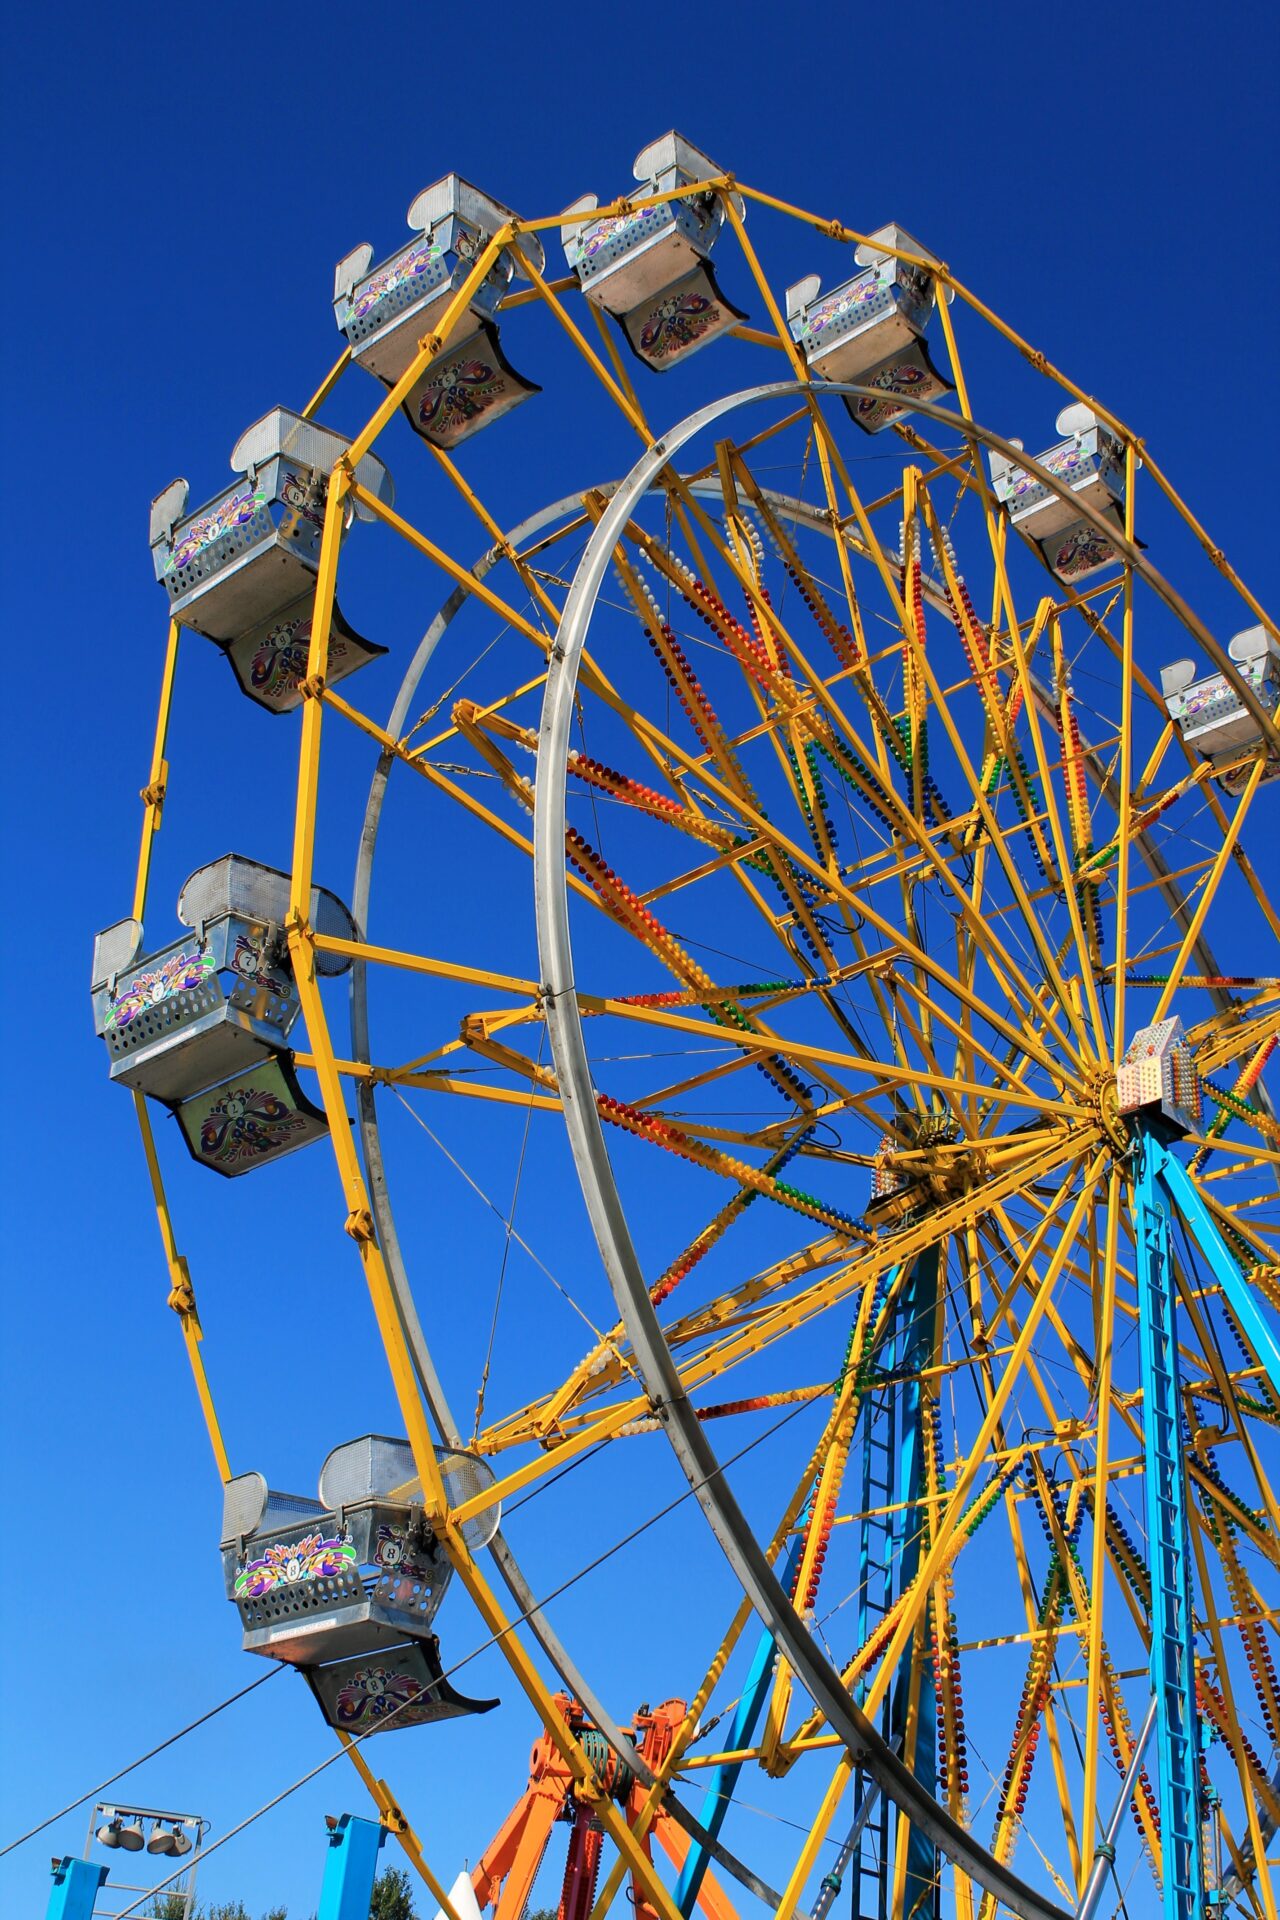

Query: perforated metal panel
439 1450 502 1551
220 1474 327 1549
238 1567 365 1630
990 412 1125 541
340 236 452 353
1161 627 1280 794
335 174 538 403
158 478 276 604
319 1435 418 1510
787 258 936 382
90 918 143 991
369 1561 440 1624
92 907 307 1103
149 411 392 641
569 199 713 309
99 950 223 1063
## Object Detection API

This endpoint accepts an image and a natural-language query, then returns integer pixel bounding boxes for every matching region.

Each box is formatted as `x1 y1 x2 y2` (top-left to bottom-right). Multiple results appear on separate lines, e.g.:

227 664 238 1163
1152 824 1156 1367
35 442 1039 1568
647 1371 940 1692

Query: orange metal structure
469 1697 740 1920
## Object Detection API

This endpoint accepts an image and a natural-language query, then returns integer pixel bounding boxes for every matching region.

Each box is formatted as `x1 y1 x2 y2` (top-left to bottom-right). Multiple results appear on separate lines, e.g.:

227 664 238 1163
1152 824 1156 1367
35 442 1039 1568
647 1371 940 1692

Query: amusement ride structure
75 137 1279 1920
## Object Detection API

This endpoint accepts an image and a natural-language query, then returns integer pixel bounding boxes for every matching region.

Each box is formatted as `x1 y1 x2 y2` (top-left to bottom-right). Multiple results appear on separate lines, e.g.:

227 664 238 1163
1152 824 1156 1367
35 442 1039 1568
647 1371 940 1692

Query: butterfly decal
234 1531 356 1598
637 291 717 361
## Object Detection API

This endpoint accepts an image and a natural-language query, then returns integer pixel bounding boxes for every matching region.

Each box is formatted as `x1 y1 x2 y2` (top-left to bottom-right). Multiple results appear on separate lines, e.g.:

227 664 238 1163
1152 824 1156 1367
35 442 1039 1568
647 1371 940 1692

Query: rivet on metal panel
299 674 327 701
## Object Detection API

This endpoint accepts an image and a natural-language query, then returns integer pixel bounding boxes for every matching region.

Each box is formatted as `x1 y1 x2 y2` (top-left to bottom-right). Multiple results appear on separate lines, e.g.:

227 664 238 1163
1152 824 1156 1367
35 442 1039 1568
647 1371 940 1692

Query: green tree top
370 1866 419 1919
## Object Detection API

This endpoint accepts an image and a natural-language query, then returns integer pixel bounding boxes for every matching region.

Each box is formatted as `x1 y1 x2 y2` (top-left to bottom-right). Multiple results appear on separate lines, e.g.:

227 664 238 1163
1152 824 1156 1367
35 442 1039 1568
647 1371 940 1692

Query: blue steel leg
1133 1121 1206 1920
318 1812 387 1920
850 1251 938 1920
44 1859 108 1920
674 1534 804 1916
889 1248 939 1919
1151 1138 1280 1395
852 1345 895 1920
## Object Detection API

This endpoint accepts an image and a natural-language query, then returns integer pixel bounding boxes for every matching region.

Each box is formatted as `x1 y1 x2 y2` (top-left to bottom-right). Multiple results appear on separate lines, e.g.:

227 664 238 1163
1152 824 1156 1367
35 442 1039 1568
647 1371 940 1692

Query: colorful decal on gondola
106 948 215 1030
372 1523 432 1584
278 468 326 530
575 206 651 267
350 240 443 322
199 1080 308 1165
228 930 289 994
1011 441 1091 502
637 289 719 361
416 358 508 439
238 606 374 712
234 1530 356 1598
333 1662 437 1732
374 1524 413 1570
852 359 931 432
804 270 886 339
1050 524 1118 580
165 487 268 574
249 610 314 705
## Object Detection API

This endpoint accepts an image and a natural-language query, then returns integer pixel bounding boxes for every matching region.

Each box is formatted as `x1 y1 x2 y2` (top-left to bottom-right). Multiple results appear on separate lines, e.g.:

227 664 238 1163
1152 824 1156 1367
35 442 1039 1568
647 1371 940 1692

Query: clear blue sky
2 5 1277 1918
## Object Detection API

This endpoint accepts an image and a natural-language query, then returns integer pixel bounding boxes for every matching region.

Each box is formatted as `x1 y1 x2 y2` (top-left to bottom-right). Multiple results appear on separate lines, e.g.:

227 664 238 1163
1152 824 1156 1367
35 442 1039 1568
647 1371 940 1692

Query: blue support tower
44 1858 109 1920
1133 1119 1206 1920
890 1249 940 1919
852 1250 939 1920
674 1533 805 1915
679 1255 942 1920
677 1270 914 1920
317 1812 387 1920
850 1353 898 1920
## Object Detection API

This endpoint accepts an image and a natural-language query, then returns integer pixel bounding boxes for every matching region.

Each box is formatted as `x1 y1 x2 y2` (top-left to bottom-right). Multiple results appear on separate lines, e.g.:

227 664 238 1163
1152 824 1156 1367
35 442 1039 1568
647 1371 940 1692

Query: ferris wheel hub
1117 1017 1203 1137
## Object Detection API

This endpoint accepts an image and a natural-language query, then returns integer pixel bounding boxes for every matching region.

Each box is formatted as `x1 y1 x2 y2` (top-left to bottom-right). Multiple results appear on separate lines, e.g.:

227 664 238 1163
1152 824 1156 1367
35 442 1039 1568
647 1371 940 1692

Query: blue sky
2 5 1277 1919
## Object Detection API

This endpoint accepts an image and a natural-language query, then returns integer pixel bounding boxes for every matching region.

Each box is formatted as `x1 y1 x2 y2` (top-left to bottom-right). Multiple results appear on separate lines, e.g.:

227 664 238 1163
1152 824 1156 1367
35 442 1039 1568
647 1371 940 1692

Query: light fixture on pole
87 1799 206 1906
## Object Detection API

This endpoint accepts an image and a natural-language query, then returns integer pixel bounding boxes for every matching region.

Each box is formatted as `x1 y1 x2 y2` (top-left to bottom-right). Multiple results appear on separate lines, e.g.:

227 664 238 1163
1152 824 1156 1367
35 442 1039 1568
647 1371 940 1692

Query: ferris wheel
90 134 1280 1920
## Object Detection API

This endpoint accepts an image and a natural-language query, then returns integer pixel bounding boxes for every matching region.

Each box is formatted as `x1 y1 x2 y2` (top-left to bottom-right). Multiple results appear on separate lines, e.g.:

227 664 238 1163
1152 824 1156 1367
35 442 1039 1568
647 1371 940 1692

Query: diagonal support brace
1149 1134 1280 1396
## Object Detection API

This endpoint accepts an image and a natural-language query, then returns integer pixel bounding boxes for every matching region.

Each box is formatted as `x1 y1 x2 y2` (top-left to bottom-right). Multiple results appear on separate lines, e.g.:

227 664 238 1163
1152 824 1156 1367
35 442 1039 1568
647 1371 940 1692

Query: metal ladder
852 1249 940 1920
852 1385 898 1920
1134 1121 1205 1920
